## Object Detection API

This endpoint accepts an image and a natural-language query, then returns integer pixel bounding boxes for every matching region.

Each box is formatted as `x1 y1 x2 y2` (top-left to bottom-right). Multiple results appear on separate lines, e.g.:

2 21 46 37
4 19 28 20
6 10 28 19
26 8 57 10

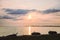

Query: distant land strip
25 25 60 27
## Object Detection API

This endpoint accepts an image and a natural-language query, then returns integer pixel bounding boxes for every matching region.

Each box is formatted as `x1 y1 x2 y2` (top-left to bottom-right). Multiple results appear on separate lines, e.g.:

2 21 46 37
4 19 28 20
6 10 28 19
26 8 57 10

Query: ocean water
0 26 60 36
17 27 60 35
0 26 16 36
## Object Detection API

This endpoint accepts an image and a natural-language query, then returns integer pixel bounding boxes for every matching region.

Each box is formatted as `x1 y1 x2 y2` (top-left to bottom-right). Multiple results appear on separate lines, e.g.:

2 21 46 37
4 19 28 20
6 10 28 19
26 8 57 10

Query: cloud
0 15 14 19
0 8 26 20
1 8 40 20
0 15 23 21
0 8 60 28
2 8 29 15
43 9 60 13
0 8 60 21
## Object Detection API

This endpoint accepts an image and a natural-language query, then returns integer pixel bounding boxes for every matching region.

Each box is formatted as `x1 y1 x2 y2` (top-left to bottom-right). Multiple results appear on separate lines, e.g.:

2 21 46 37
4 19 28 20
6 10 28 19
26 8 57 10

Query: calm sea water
17 27 60 35
0 26 60 36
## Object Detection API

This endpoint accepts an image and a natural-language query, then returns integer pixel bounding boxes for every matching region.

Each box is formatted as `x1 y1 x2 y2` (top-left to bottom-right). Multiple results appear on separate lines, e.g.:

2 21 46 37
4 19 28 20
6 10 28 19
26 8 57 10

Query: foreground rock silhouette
0 31 60 40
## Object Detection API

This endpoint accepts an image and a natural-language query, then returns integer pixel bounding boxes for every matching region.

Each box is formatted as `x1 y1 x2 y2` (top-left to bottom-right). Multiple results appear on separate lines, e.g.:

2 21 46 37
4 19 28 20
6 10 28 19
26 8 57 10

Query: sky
0 0 60 36
1 0 60 10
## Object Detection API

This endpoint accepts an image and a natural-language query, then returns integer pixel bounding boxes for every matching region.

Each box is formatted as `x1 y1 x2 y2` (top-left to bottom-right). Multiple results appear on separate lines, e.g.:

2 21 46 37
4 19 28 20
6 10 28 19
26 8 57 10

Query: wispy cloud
0 15 14 19
43 9 60 13
0 8 60 20
2 8 29 15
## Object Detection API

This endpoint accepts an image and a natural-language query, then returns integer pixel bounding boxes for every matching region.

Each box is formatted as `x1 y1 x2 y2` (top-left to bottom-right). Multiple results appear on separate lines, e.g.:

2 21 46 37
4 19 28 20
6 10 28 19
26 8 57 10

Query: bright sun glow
28 15 32 19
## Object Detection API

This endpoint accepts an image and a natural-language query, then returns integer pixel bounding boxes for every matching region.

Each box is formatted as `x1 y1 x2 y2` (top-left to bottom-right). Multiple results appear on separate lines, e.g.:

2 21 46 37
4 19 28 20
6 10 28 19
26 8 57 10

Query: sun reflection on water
28 26 31 35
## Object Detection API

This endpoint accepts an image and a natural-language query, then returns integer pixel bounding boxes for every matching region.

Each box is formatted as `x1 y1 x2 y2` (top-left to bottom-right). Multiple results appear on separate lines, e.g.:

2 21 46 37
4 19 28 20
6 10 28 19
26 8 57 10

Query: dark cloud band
43 9 60 13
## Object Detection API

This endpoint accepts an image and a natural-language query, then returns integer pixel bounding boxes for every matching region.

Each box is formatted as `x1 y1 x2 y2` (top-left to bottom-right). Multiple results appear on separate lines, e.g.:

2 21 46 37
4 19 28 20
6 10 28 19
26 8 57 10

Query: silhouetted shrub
48 31 57 35
31 32 41 35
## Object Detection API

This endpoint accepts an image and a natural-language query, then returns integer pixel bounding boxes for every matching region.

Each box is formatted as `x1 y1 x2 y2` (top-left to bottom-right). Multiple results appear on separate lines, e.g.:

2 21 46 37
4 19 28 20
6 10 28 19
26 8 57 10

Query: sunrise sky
0 0 60 36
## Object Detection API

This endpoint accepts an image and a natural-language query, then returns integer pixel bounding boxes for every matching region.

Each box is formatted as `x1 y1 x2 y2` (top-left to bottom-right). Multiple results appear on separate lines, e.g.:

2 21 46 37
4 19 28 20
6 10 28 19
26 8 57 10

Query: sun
28 14 32 20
